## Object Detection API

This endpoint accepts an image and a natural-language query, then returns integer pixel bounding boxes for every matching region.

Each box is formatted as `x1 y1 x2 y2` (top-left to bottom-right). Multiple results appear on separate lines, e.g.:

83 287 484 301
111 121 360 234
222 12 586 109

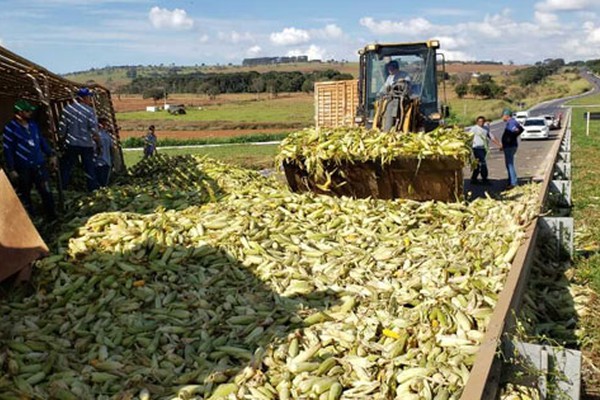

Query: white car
514 111 529 125
543 114 555 128
521 117 550 140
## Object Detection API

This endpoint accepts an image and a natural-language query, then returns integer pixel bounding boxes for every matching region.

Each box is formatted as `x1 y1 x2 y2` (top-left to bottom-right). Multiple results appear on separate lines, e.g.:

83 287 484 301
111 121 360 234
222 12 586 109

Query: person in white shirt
470 116 501 185
379 60 411 96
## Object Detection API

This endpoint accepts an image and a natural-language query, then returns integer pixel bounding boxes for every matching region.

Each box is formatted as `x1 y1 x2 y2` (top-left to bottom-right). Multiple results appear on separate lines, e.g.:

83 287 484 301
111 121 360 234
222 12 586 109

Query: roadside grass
122 144 279 170
569 97 600 292
565 97 600 394
116 94 314 125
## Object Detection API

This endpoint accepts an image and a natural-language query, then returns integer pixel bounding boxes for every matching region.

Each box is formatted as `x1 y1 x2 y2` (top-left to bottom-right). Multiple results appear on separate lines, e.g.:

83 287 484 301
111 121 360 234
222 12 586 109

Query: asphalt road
464 72 600 199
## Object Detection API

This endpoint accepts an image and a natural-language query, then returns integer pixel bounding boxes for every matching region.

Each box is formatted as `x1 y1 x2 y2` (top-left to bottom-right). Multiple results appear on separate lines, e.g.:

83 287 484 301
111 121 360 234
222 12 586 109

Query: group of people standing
2 87 116 221
470 108 524 189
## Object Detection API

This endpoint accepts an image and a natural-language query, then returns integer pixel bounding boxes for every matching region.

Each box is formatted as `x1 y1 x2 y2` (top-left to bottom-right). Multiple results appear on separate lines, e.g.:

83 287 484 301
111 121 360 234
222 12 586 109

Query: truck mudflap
0 169 48 283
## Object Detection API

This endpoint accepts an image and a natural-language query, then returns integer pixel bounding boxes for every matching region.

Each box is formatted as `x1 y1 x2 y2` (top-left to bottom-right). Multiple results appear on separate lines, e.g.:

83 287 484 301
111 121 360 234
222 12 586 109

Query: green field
122 144 279 170
117 96 314 125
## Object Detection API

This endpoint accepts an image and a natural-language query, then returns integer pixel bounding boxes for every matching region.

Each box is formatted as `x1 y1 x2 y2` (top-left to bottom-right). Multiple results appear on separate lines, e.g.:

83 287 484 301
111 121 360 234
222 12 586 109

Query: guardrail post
560 129 571 152
554 161 572 180
558 151 571 162
540 217 574 259
503 341 581 400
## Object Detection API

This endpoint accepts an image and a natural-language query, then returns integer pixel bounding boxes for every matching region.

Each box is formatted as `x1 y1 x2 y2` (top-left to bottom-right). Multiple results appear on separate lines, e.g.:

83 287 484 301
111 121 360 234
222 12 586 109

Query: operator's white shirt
381 71 410 94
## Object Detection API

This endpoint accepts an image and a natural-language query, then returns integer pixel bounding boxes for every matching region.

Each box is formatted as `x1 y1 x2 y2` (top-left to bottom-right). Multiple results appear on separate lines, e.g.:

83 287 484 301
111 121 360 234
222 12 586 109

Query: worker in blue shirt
143 125 157 158
95 117 114 187
2 99 56 220
500 108 524 189
58 87 100 191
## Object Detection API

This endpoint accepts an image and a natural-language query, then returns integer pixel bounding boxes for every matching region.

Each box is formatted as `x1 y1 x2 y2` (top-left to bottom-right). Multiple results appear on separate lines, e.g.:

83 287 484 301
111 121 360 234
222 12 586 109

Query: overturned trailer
0 45 123 283
0 44 124 174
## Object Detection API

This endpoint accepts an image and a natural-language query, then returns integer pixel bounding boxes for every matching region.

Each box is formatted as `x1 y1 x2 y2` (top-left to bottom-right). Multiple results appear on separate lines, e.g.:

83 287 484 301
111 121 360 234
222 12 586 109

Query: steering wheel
390 79 410 97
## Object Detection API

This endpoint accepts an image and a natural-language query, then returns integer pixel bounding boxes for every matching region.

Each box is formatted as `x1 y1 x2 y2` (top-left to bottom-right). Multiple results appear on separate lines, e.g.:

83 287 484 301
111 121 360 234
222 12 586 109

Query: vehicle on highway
514 111 529 125
521 117 550 140
543 114 554 128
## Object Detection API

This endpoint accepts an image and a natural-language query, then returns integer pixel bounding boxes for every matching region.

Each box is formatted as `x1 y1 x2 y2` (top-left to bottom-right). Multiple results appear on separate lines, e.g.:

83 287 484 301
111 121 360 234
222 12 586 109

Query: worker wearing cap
500 109 524 189
58 87 100 191
2 99 56 220
379 60 411 96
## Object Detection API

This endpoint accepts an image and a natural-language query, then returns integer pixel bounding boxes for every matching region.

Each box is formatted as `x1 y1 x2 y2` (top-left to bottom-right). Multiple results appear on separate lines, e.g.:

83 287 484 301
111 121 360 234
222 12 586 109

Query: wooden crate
314 80 358 129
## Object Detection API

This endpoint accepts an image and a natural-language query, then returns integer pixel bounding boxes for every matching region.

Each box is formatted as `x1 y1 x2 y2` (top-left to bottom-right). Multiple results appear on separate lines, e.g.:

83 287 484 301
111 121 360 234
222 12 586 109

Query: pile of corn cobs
0 153 541 400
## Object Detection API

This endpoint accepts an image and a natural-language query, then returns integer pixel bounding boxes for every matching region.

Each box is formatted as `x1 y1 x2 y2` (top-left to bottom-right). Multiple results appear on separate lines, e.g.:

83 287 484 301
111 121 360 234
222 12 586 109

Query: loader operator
2 99 57 220
377 60 412 132
378 60 411 96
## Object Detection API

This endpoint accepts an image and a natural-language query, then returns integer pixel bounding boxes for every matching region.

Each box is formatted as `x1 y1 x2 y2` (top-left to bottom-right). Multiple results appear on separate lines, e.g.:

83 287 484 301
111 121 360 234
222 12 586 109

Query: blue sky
1 0 600 74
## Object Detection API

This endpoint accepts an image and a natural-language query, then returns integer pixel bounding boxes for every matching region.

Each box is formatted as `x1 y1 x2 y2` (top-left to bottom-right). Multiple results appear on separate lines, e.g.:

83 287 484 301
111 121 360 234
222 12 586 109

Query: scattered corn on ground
0 154 543 400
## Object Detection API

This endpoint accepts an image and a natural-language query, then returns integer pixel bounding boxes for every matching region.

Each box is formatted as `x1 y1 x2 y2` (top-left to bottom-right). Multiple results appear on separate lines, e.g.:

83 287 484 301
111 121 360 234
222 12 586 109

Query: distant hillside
63 61 358 91
63 61 526 93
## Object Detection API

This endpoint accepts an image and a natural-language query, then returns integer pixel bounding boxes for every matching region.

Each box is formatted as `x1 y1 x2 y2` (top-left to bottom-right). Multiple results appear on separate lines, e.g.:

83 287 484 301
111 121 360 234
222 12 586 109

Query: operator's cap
386 60 399 69
76 87 93 97
502 108 512 116
14 99 37 112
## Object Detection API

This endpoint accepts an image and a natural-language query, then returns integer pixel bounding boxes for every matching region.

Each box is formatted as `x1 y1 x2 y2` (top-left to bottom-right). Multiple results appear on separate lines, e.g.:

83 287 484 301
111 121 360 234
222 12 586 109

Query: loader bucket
283 157 464 202
0 169 48 283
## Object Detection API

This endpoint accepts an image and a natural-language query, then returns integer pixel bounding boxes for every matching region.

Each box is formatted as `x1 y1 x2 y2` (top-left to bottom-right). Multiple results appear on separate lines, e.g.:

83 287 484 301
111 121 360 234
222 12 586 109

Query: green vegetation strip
566 96 600 390
120 132 288 148
568 95 600 291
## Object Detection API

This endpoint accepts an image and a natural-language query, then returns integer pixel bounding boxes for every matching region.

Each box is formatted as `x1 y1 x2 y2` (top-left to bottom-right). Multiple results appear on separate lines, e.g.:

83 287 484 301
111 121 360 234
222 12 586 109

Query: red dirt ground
119 128 284 140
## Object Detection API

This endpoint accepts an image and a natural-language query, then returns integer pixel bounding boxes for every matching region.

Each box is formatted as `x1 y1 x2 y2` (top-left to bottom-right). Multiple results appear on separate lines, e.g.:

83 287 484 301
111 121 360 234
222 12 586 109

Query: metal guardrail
461 108 576 400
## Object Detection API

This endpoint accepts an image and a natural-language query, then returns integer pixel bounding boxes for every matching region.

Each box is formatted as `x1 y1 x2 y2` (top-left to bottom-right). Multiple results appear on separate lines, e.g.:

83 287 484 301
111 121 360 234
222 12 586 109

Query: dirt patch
119 129 286 140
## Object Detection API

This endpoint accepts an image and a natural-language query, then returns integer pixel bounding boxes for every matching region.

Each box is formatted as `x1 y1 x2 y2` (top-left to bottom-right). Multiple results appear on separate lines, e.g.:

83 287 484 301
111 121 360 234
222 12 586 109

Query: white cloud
434 36 468 50
148 7 193 30
322 24 343 38
217 31 254 44
247 45 262 56
534 11 559 26
287 44 327 61
270 27 310 46
535 0 591 11
359 16 433 35
199 34 209 43
585 22 600 43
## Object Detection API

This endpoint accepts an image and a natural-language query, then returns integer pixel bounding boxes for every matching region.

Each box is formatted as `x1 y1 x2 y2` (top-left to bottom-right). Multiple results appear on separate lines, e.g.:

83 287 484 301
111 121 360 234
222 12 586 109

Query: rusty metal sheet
0 169 48 283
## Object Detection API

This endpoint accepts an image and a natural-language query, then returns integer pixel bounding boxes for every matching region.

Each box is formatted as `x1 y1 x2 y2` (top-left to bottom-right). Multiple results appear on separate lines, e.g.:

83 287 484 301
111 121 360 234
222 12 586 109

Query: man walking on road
470 115 501 185
59 87 100 191
500 109 524 189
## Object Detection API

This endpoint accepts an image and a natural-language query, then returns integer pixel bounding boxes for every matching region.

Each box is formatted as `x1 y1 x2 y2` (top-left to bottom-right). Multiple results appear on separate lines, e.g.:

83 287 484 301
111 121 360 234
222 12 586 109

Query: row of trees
453 73 504 99
512 58 565 86
123 69 354 99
